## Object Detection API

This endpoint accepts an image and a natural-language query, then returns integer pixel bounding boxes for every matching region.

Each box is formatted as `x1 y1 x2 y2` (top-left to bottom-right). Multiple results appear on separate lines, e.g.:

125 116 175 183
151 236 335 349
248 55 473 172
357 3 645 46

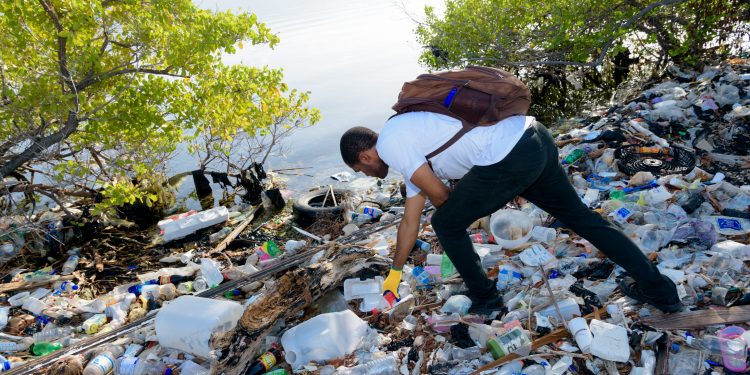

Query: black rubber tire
292 188 350 227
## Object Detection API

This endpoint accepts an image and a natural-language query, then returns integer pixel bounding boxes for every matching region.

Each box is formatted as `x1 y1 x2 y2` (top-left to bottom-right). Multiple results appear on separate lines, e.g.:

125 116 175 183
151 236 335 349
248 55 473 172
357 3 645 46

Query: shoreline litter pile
0 59 748 375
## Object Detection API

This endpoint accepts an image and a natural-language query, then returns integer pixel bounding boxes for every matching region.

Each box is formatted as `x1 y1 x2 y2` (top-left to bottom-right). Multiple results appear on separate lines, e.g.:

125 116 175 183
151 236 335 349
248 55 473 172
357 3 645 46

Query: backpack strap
388 103 477 162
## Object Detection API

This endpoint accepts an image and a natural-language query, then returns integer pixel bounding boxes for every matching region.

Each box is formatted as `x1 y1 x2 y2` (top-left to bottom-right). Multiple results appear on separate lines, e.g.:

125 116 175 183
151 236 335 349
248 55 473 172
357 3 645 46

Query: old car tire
292 188 350 227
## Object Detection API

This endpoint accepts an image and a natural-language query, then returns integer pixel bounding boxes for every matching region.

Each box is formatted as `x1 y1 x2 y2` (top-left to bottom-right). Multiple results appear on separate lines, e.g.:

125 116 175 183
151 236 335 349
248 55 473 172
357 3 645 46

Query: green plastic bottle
441 253 456 279
562 149 585 165
609 189 625 201
32 342 63 356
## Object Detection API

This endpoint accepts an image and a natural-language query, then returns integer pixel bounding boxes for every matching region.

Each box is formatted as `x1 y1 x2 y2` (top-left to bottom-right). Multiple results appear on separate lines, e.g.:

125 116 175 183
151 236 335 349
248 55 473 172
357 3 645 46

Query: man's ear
359 147 375 163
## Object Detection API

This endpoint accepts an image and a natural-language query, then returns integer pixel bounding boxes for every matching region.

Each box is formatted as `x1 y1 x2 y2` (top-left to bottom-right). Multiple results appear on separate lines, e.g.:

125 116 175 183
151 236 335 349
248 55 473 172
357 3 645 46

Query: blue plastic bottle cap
71 285 79 291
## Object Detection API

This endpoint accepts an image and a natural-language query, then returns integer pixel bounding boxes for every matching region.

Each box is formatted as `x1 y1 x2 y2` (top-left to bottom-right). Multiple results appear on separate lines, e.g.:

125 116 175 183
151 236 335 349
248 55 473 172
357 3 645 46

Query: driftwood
640 305 750 329
215 245 390 374
0 275 75 293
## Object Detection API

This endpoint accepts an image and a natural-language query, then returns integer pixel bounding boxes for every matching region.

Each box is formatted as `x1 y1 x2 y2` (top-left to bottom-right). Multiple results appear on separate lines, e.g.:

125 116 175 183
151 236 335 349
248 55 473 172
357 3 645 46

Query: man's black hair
340 126 378 166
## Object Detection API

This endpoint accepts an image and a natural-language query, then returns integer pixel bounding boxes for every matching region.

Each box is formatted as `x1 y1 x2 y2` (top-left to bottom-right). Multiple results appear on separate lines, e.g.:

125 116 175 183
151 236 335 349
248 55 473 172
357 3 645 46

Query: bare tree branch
76 66 187 90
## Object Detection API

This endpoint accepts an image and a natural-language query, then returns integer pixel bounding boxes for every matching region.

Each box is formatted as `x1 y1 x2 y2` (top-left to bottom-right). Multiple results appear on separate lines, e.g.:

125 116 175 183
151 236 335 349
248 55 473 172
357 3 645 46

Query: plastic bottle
82 314 108 335
178 360 209 375
53 281 79 294
177 282 194 294
411 266 432 289
440 253 456 279
115 357 171 375
31 341 63 356
0 307 8 330
208 227 232 244
83 345 124 375
0 340 31 353
7 292 30 307
337 355 397 375
0 355 25 372
192 277 208 293
562 149 585 165
199 258 224 288
32 325 74 343
413 239 431 251
245 346 282 375
357 206 384 219
62 253 81 275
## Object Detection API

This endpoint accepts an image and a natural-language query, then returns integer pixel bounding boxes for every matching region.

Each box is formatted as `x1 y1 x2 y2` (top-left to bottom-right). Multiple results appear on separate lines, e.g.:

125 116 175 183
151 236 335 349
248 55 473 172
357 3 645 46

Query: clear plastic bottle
411 266 431 288
0 355 25 372
686 333 746 358
62 254 80 275
32 325 74 343
0 340 31 353
199 258 224 288
192 277 209 293
53 281 79 294
357 206 384 219
208 227 232 244
440 253 456 279
337 355 397 375
115 358 171 375
0 307 8 330
83 345 125 375
176 282 194 294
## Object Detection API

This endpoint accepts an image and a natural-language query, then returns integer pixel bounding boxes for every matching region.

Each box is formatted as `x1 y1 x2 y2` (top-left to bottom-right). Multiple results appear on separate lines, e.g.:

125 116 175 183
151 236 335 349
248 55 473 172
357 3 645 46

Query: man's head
340 126 389 178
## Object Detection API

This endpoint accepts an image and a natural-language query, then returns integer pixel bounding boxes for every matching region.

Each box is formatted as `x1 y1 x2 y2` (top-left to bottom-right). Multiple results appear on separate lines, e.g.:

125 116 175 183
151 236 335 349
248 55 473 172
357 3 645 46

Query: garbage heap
227 60 748 374
0 59 748 375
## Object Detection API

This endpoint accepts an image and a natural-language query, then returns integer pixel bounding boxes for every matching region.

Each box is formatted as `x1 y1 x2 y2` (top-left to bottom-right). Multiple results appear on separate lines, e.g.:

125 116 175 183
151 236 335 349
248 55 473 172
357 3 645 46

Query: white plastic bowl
489 209 533 249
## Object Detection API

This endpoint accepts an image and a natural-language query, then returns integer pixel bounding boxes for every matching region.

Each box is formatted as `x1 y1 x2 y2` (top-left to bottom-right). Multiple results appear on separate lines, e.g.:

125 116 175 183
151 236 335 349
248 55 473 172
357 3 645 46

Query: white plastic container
22 297 48 316
281 309 369 369
536 298 581 322
155 296 243 358
343 277 383 300
489 210 533 249
589 319 630 362
7 292 29 307
568 317 593 353
158 206 229 243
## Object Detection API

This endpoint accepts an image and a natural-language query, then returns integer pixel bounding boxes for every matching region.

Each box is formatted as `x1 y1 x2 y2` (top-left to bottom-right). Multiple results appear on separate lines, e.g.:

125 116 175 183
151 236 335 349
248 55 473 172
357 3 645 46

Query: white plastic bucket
489 210 533 249
155 296 243 358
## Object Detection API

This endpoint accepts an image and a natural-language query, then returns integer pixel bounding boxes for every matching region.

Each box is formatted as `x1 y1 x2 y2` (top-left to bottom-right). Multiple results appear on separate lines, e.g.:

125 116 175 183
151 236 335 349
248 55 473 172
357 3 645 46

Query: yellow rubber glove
382 267 403 299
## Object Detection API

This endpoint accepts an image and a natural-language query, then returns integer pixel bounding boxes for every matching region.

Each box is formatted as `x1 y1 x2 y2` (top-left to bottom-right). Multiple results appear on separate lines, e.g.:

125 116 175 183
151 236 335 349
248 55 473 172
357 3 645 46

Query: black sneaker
619 275 682 313
466 292 507 316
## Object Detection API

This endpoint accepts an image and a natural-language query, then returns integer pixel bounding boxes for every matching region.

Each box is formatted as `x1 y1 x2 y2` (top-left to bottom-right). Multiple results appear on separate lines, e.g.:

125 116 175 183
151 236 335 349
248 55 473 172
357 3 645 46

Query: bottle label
258 352 276 370
90 355 114 373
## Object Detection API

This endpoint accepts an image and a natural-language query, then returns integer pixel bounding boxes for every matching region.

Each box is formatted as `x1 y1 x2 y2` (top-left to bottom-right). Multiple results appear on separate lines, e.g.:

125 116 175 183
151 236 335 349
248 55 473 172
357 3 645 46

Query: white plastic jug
155 296 243 358
281 310 369 369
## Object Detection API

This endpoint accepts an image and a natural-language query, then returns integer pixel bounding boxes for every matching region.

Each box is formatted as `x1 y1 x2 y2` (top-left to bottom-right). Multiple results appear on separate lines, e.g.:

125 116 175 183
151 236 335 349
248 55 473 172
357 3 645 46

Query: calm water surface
172 0 443 205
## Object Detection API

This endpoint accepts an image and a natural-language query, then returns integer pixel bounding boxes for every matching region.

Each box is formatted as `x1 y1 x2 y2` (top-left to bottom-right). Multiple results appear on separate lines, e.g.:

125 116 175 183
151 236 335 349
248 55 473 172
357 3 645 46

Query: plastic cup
718 326 747 372
568 317 593 353
530 226 556 244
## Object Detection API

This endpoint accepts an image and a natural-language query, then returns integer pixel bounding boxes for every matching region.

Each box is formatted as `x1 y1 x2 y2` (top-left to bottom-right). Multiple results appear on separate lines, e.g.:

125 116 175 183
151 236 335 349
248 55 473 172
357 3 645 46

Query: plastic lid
164 368 173 375
71 285 79 291
3 362 11 371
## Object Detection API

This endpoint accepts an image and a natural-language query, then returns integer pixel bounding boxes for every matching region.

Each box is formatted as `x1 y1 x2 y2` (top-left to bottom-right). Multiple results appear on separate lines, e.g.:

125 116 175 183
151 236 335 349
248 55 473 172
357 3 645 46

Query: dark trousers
431 121 677 300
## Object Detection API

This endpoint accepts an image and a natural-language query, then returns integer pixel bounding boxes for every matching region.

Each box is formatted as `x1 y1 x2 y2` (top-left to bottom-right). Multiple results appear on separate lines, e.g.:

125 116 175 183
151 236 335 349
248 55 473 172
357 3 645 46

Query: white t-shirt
376 112 534 197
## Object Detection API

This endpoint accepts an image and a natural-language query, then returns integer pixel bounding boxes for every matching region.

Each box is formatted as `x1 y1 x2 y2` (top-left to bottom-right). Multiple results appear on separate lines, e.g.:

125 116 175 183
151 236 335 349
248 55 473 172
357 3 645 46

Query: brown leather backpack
391 66 531 159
